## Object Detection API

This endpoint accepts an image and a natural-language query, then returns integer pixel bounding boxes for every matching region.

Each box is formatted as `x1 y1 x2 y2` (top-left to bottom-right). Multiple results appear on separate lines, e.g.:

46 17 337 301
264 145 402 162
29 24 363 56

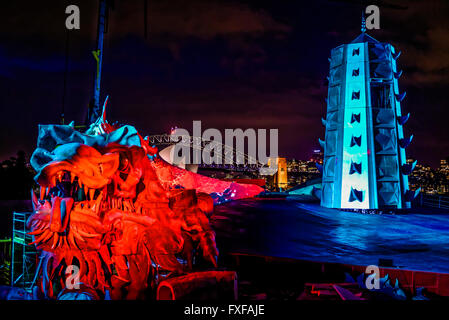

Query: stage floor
212 198 449 274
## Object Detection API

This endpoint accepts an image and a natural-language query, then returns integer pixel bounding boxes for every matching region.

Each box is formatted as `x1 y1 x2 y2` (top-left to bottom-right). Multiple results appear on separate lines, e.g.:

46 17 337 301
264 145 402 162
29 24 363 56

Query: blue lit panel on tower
341 43 371 208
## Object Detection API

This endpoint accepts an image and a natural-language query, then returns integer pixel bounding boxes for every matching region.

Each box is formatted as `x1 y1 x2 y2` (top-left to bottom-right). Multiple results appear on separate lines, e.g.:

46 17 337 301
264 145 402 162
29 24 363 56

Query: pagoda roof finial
361 10 366 33
351 8 379 43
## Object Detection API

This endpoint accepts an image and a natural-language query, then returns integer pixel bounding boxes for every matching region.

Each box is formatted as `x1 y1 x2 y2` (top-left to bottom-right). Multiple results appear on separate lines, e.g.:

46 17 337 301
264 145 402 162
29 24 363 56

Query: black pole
144 0 148 39
88 0 107 125
61 28 70 125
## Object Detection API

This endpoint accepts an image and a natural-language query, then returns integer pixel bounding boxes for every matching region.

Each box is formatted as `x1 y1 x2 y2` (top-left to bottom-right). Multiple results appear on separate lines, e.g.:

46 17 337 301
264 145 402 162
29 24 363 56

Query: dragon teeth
91 192 103 214
89 188 95 201
96 192 103 206
39 186 45 200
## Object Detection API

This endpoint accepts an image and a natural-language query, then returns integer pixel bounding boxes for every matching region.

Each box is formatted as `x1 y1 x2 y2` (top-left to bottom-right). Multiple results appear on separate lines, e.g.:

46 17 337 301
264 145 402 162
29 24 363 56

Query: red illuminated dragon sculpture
27 115 262 300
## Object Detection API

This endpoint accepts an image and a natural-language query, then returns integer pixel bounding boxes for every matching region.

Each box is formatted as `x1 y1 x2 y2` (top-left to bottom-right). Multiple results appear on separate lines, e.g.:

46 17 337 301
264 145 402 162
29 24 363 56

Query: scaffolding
11 212 39 291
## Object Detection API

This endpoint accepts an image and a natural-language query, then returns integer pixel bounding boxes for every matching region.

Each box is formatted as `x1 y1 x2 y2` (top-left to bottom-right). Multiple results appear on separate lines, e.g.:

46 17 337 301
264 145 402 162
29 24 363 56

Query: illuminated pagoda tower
319 17 418 209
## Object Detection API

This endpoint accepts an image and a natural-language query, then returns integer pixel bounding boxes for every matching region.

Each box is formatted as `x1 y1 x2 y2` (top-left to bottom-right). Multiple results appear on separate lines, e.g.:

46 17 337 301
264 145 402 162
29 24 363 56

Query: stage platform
212 198 449 295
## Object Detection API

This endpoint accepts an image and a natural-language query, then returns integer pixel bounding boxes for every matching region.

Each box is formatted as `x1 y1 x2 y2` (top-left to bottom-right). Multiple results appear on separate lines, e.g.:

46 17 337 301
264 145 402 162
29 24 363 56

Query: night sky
0 0 448 167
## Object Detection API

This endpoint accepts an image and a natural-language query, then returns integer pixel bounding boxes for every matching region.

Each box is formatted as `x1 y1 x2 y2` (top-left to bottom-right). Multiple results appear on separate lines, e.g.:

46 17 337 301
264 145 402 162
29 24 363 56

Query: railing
0 238 11 261
0 238 12 286
416 193 449 209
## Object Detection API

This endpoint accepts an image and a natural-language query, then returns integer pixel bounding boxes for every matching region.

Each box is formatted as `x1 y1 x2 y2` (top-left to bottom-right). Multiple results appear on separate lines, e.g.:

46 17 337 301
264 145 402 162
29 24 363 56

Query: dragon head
29 125 150 251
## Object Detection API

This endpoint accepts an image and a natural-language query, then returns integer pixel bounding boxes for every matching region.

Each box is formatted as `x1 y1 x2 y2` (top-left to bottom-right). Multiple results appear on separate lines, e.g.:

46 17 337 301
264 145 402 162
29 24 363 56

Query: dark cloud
109 0 291 39
373 0 449 87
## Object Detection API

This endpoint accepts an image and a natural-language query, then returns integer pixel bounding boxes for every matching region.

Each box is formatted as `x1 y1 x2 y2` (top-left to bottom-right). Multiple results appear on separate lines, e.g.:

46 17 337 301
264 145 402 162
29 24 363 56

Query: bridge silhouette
147 134 273 174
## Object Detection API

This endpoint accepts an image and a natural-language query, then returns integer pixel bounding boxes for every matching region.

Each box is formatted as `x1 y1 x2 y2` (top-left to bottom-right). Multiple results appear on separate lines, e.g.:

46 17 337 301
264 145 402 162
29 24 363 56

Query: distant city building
310 149 323 165
406 158 449 195
441 159 449 172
